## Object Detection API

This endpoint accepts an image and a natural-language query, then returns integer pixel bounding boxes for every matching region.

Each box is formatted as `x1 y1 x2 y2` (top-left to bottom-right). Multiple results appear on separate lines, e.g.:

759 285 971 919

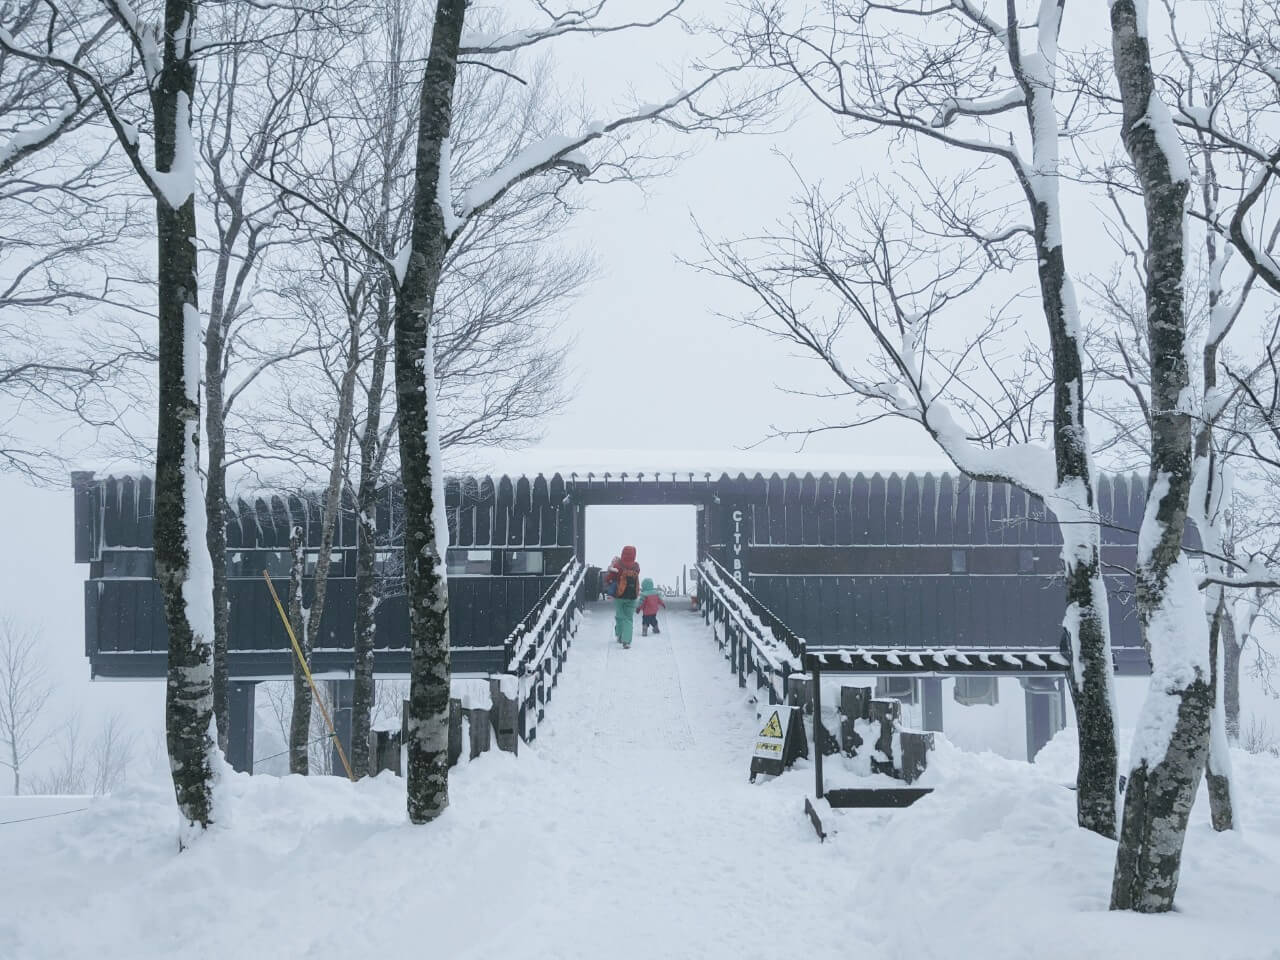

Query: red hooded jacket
605 545 640 598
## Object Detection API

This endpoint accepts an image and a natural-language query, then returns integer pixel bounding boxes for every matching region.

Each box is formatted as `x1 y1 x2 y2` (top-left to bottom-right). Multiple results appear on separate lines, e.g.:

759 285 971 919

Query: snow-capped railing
697 558 805 704
503 557 586 743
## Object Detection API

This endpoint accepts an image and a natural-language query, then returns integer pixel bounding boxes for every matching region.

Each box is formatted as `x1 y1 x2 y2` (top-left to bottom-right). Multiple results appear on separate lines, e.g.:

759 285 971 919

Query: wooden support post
869 698 901 775
227 681 256 774
328 679 354 778
447 698 463 767
839 685 872 756
490 678 519 754
921 677 944 733
467 707 491 759
787 675 814 714
812 659 824 799
1021 677 1065 762
371 729 401 776
898 731 934 784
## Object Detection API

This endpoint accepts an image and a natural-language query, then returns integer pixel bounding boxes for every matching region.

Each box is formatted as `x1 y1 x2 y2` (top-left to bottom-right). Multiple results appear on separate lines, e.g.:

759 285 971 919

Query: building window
875 676 918 704
304 551 344 576
1018 548 1035 573
951 549 967 573
101 550 155 578
447 549 494 576
506 551 545 575
953 676 999 706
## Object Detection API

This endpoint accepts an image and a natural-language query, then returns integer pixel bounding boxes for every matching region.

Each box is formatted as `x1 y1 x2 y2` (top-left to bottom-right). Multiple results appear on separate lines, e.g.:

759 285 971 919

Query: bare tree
1 4 155 482
196 1 335 751
29 712 136 796
89 713 137 795
0 619 53 795
2 0 223 839
1105 0 1212 914
260 0 764 819
30 715 87 795
725 0 1122 837
396 0 770 825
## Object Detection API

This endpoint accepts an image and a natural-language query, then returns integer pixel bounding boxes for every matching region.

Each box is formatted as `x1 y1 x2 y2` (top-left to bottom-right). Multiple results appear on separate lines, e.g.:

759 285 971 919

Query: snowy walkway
5 605 1280 960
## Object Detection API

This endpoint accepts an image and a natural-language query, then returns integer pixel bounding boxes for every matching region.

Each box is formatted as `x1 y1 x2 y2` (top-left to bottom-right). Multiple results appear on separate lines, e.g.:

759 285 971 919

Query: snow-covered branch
458 1 687 55
452 68 743 236
931 89 1025 128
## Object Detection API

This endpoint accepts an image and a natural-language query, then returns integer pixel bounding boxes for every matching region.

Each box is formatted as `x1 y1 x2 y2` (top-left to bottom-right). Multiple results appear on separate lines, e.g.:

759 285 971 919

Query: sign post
750 704 808 782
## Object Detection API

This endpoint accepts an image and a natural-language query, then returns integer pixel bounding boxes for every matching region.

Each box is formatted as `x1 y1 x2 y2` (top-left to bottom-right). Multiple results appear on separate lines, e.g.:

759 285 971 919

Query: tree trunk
351 5 406 779
1026 165 1118 839
1192 140 1235 833
351 298 392 779
203 202 248 756
1224 608 1242 740
287 525 312 775
1108 0 1209 913
153 0 217 838
1036 230 1118 840
204 307 230 753
1206 595 1234 831
1007 4 1119 838
286 314 362 774
350 485 377 778
396 0 467 825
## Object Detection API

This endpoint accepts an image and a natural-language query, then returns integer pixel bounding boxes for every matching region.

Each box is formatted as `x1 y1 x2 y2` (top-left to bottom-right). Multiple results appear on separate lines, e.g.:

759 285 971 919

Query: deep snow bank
4 737 1277 960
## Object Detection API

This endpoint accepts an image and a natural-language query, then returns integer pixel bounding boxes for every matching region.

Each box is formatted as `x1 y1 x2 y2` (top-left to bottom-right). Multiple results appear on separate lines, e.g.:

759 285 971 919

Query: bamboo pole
262 570 356 782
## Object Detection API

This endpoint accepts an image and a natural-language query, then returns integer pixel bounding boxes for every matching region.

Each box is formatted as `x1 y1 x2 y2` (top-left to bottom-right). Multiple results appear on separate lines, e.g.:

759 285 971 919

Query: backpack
614 565 639 600
605 565 639 600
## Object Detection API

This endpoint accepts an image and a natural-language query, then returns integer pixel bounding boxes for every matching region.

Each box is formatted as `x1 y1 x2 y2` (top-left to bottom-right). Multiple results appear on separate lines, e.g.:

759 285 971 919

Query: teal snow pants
614 597 635 645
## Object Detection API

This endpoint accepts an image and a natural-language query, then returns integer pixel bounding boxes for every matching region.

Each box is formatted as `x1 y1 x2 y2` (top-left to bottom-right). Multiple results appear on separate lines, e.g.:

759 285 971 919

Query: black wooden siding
702 471 1175 669
74 470 1173 678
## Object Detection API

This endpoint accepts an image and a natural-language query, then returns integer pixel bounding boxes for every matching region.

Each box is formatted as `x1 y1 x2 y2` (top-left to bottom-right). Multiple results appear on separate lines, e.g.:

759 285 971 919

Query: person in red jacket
604 546 640 647
636 578 666 636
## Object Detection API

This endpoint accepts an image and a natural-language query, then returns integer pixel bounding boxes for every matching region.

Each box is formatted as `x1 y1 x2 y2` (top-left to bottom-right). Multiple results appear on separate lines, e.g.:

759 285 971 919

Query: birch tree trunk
1224 606 1242 739
352 299 392 777
351 8 405 777
286 526 311 774
151 0 217 837
396 0 466 825
1108 0 1211 913
204 251 232 752
287 321 362 773
1206 595 1234 830
1009 0 1118 837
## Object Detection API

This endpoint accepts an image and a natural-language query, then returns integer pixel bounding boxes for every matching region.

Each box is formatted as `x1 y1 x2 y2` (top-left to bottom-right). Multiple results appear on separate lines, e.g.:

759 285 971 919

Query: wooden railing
697 558 805 704
503 558 586 743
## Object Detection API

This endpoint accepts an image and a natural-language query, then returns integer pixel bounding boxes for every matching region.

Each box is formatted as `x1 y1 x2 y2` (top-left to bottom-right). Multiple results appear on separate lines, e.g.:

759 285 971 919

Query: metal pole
812 658 824 799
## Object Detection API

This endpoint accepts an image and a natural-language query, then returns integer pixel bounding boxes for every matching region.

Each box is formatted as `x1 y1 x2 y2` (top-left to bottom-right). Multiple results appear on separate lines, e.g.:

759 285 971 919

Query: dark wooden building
74 468 1161 769
74 467 1154 678
702 470 1153 675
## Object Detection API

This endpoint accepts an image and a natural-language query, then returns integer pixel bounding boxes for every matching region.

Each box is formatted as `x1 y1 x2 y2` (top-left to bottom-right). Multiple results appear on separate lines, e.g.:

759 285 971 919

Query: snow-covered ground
4 608 1278 960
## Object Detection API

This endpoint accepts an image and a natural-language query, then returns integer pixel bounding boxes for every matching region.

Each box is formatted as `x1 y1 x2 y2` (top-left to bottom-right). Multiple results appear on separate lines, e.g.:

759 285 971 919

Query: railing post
812 656 824 799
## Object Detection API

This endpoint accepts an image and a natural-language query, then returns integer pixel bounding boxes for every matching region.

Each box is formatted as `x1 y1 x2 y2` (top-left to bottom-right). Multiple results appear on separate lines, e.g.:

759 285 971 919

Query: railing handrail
505 558 585 674
701 557 805 662
698 560 803 672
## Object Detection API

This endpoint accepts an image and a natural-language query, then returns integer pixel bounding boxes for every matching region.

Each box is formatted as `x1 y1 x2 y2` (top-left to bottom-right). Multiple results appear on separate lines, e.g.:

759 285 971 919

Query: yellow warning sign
759 711 783 739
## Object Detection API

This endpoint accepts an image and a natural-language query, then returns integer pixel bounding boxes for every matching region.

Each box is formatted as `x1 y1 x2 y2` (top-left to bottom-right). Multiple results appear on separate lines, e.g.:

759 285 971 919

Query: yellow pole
262 569 357 782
